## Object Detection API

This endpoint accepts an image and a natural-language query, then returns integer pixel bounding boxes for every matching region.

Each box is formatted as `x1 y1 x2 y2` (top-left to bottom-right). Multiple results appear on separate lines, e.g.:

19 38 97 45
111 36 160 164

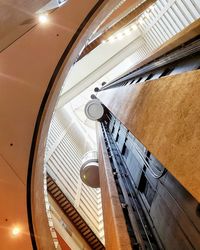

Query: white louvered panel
81 189 99 207
137 0 200 59
79 202 99 224
162 12 178 36
49 156 77 195
53 151 79 189
182 0 200 19
46 116 65 153
176 0 193 24
140 46 148 58
144 0 175 33
168 7 184 30
63 134 82 158
59 140 81 171
82 185 99 203
141 45 148 57
173 2 190 27
155 21 167 43
141 43 151 55
80 192 99 215
191 0 200 14
51 151 78 190
79 203 99 228
159 18 172 39
61 139 80 162
45 114 104 242
78 207 99 230
62 140 82 163
171 3 188 30
145 33 157 49
149 27 162 46
158 19 170 40
79 201 99 222
58 143 78 170
57 146 80 178
47 161 76 203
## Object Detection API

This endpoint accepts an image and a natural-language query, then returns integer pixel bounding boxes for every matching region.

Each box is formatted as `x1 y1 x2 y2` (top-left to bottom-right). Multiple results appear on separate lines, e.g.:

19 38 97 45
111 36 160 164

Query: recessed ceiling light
108 36 115 43
12 227 20 236
124 29 131 35
131 24 137 30
116 34 123 40
38 14 48 24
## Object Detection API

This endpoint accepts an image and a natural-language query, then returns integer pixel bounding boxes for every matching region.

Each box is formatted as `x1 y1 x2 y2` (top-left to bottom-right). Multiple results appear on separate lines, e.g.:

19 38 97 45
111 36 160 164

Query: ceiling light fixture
124 29 131 35
150 4 155 11
12 227 20 236
139 18 144 25
131 24 137 30
38 14 48 24
108 36 116 43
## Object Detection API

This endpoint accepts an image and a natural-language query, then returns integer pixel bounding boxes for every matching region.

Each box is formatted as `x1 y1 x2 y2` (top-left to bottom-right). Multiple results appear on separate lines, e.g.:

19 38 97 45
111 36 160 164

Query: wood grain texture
97 124 132 250
98 70 200 202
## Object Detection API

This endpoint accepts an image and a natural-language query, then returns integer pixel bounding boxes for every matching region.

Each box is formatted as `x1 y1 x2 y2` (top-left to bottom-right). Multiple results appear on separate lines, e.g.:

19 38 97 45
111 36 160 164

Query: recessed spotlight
149 4 155 11
124 29 131 35
38 14 48 24
116 34 123 40
131 24 137 30
139 18 144 25
12 227 20 236
108 36 115 43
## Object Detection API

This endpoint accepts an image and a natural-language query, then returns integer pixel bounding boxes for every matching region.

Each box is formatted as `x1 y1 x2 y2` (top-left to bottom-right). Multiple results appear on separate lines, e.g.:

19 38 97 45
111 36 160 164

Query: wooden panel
97 124 132 250
98 69 200 202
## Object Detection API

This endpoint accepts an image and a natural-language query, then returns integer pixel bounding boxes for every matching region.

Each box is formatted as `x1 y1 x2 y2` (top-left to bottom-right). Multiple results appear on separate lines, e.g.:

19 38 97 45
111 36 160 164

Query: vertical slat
190 0 200 14
181 0 200 19
136 0 200 59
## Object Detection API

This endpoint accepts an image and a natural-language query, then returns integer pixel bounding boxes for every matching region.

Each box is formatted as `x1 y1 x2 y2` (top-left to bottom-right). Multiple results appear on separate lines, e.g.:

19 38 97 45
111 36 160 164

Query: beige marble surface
98 70 200 202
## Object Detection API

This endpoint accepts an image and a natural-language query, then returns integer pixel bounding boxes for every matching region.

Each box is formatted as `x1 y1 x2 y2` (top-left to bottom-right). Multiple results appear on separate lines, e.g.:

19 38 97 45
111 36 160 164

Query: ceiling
0 0 52 52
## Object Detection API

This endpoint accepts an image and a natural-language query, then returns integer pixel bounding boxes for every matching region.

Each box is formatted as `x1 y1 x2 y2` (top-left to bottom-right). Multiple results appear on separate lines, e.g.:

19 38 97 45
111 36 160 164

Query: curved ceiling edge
27 1 106 249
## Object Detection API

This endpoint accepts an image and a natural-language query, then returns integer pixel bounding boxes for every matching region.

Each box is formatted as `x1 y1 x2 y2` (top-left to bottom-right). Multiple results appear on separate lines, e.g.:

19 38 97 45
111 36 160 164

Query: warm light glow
150 4 155 11
124 29 131 35
12 227 20 236
131 24 137 30
116 33 123 40
139 18 144 25
108 36 116 43
38 14 48 24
